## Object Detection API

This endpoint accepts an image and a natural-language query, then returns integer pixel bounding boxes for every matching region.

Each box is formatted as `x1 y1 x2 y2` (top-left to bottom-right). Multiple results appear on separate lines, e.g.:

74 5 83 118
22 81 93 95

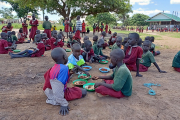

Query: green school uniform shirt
7 35 18 42
43 21 52 29
111 43 120 51
70 22 73 27
151 43 155 50
140 51 155 67
111 64 132 96
93 25 96 29
172 51 180 68
101 25 104 29
92 44 103 55
93 41 97 45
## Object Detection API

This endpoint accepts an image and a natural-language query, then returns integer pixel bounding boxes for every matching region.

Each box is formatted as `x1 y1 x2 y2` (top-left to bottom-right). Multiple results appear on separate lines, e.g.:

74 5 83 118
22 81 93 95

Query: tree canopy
16 0 132 20
123 13 150 26
85 12 117 26
0 7 14 19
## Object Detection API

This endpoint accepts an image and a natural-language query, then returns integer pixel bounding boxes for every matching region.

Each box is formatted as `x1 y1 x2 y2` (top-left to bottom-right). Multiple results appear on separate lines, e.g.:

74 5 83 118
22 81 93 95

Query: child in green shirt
67 34 78 48
149 36 160 56
93 35 98 45
111 36 123 51
172 51 180 72
92 49 132 98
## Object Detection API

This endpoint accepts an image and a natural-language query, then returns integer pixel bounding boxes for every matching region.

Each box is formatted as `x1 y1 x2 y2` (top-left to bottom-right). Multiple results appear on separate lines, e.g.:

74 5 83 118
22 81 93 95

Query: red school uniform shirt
123 46 143 65
80 48 94 61
43 38 50 46
2 26 13 33
50 37 60 50
31 42 45 57
0 39 9 54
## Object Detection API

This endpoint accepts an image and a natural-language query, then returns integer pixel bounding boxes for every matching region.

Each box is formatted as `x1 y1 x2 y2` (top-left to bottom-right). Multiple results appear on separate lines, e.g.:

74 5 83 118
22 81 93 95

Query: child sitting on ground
92 39 109 62
81 40 94 63
108 29 111 34
122 37 128 47
111 36 123 51
7 31 17 46
67 43 90 76
59 29 65 42
9 34 45 58
172 51 180 72
149 36 160 56
17 28 26 44
81 36 89 48
93 35 98 45
108 33 117 46
92 49 132 98
43 47 87 116
57 33 64 48
101 31 108 49
0 32 16 54
132 40 166 73
123 33 143 77
34 30 41 43
42 33 51 51
67 34 78 48
50 30 61 50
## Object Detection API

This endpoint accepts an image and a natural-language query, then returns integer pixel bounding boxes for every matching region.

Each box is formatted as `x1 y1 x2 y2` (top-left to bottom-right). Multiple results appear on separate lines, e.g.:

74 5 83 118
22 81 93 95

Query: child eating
9 34 45 58
108 33 117 46
43 47 87 116
92 49 132 98
81 40 94 63
172 51 180 72
67 43 90 76
81 36 89 48
132 40 166 73
111 36 123 51
67 34 78 48
93 35 98 45
42 33 51 51
50 30 60 50
123 33 143 77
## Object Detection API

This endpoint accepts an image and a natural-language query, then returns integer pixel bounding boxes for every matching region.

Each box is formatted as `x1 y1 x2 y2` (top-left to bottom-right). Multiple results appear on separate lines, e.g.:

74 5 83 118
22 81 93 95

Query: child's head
60 29 62 31
69 34 73 39
32 13 36 20
45 16 48 21
142 40 151 52
36 30 40 34
7 31 11 37
113 33 116 37
7 23 12 28
83 20 84 23
11 31 16 35
101 31 106 37
97 39 104 48
19 28 23 33
114 32 117 36
54 25 56 27
42 33 47 39
52 30 58 38
110 49 125 66
23 19 26 23
150 36 154 42
51 47 68 64
83 36 89 42
77 15 80 20
84 40 92 51
72 43 81 59
145 36 151 41
128 33 139 46
137 38 142 46
122 37 128 45
93 35 98 41
35 34 42 42
116 36 122 47
1 32 8 40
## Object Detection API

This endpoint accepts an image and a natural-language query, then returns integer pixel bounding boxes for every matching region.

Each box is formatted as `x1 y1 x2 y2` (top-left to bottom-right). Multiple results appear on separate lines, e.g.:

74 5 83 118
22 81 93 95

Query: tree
17 0 132 20
0 7 14 19
117 13 130 24
0 0 38 22
86 12 117 26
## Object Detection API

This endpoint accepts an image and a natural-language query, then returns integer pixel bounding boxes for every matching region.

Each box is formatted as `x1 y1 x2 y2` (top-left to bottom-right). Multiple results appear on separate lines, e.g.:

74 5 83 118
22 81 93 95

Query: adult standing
29 13 39 42
82 20 86 37
22 19 28 38
105 23 108 33
1 23 13 33
64 17 70 38
43 16 52 38
74 15 82 40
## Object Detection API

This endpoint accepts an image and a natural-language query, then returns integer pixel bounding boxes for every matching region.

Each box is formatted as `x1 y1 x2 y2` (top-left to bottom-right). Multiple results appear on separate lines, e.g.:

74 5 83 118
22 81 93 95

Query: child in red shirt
123 33 143 77
50 30 60 50
108 32 117 45
42 33 51 51
81 40 94 63
0 32 15 54
17 28 25 44
9 34 45 58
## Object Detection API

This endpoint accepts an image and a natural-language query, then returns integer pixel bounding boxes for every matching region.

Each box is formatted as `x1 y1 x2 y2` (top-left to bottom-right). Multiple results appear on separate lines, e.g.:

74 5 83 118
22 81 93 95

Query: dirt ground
0 31 180 120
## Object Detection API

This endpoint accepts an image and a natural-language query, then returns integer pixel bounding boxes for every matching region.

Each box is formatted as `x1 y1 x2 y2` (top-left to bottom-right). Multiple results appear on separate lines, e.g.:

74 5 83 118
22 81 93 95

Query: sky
0 0 180 21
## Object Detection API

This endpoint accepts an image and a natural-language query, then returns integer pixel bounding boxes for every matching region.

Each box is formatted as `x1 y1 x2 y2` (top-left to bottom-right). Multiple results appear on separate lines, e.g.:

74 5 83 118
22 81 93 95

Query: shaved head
110 49 125 60
116 36 122 41
51 47 67 64
72 43 81 50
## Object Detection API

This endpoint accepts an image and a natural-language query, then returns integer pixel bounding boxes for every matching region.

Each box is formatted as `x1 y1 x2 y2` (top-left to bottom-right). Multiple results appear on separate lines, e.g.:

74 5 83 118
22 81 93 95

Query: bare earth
0 31 180 120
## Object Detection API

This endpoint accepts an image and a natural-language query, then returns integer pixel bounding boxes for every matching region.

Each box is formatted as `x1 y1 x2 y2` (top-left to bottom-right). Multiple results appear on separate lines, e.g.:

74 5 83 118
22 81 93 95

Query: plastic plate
99 60 108 64
78 74 91 80
13 50 21 53
66 49 71 52
83 83 95 92
99 67 110 73
82 66 92 71
73 79 88 86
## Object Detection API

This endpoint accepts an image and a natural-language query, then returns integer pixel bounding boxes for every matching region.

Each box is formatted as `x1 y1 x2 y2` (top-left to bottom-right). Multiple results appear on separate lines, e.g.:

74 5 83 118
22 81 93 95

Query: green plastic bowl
109 46 112 49
13 50 21 53
66 49 71 52
83 83 95 92
73 79 88 87
78 74 91 80
99 60 108 64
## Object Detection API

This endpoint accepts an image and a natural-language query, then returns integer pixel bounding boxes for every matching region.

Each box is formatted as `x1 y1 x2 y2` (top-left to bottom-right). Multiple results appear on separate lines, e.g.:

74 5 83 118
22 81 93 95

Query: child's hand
85 72 90 77
92 76 99 80
159 70 167 73
94 82 102 88
54 42 58 46
29 47 33 49
136 74 143 77
69 69 74 74
59 106 70 116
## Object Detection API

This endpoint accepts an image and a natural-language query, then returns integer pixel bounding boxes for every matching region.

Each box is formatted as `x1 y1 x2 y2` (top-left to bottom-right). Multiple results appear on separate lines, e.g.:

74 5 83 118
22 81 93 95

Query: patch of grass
157 32 180 38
